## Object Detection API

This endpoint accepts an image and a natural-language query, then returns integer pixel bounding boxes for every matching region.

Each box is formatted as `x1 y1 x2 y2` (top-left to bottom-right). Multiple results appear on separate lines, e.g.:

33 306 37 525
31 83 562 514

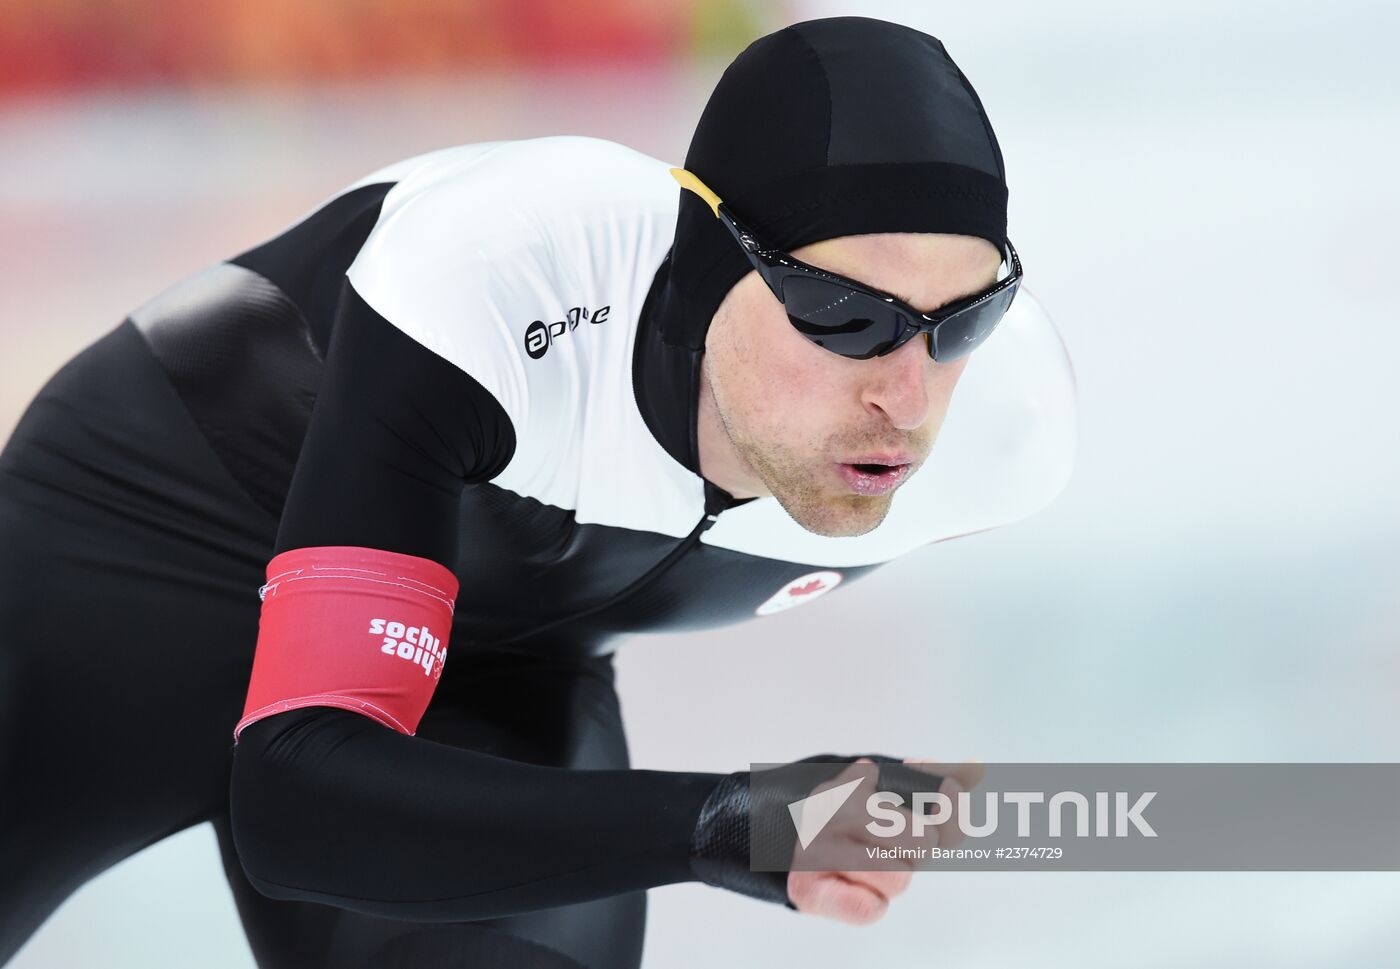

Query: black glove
688 753 945 908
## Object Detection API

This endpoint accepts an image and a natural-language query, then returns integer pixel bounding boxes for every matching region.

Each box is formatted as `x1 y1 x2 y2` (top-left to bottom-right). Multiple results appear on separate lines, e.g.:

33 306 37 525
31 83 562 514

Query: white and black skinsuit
3 11 1086 963
0 132 1073 969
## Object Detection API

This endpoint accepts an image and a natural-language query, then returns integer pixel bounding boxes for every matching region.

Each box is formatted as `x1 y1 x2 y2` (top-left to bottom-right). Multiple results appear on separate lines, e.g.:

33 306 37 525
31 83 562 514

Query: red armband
233 546 459 742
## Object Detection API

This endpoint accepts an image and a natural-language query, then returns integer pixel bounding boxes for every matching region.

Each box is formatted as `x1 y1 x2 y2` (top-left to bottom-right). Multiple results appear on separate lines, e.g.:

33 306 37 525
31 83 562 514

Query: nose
859 334 933 430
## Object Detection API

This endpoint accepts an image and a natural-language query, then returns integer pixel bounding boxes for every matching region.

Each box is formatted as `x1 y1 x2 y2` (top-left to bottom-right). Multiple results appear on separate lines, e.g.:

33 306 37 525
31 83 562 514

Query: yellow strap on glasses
669 168 723 218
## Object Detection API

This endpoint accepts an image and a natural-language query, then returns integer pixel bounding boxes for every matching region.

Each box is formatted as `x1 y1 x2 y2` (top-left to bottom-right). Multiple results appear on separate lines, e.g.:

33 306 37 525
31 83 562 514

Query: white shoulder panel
345 136 706 538
701 288 1078 567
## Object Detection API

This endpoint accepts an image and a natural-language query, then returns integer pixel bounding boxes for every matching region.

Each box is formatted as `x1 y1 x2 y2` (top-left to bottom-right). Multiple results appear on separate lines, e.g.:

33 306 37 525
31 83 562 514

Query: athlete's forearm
229 706 724 921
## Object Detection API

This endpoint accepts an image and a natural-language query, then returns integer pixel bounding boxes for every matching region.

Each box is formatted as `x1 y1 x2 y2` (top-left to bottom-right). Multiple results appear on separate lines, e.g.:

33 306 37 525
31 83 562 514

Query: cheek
744 348 851 462
737 306 845 433
711 279 861 458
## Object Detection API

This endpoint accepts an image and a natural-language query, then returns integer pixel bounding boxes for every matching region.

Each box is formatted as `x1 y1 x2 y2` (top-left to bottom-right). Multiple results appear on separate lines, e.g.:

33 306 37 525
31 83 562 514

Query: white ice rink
3 1 1397 965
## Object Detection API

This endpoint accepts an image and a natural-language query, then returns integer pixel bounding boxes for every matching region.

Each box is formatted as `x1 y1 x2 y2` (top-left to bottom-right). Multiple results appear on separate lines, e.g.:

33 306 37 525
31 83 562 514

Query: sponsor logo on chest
524 304 612 359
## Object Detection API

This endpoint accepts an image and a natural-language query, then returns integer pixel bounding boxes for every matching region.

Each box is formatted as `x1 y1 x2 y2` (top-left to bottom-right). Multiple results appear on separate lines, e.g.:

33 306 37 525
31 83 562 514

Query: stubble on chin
737 438 894 538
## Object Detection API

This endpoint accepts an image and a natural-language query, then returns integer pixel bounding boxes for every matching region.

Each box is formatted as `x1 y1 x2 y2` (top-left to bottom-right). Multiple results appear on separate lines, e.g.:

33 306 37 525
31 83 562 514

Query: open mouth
836 461 911 497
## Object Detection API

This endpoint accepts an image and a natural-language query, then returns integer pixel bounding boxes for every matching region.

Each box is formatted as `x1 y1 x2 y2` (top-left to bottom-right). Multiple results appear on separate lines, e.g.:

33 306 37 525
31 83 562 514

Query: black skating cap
655 15 1009 351
636 16 1010 477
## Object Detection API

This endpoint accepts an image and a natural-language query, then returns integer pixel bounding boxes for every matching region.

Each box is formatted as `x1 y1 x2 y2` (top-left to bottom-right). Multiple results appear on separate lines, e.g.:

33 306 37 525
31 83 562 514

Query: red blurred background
0 0 771 96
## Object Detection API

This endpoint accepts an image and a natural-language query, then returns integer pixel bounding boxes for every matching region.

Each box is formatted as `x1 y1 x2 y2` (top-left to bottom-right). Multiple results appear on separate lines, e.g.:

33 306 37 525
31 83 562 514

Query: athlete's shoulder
340 137 679 486
350 135 677 245
345 135 675 328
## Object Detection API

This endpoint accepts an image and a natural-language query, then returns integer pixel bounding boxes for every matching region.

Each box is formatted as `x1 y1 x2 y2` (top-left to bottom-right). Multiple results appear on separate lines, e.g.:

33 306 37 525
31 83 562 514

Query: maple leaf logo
755 571 844 617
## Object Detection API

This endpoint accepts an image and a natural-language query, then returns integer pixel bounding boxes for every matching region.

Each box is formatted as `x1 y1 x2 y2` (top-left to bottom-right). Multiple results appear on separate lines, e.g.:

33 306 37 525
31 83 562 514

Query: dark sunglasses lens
780 275 905 359
929 282 1019 361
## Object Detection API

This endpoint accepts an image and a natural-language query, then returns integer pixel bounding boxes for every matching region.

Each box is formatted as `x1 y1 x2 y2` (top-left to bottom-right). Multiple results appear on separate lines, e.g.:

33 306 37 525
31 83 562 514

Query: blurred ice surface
3 1 1398 966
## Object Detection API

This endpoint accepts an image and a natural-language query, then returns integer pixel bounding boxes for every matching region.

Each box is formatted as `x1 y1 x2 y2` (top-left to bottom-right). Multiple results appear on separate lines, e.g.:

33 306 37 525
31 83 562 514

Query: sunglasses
671 167 1022 362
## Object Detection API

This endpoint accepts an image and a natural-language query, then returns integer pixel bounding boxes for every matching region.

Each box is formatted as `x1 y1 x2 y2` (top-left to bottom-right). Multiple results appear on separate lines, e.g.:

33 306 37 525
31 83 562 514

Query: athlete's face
699 232 1002 537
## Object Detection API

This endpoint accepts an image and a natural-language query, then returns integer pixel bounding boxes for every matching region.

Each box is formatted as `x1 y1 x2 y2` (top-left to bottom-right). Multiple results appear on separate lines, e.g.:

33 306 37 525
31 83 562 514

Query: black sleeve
269 280 513 561
229 281 725 920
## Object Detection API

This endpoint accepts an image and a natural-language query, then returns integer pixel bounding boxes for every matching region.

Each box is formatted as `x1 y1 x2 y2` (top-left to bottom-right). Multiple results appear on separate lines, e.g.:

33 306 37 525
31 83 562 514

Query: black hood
635 15 1010 480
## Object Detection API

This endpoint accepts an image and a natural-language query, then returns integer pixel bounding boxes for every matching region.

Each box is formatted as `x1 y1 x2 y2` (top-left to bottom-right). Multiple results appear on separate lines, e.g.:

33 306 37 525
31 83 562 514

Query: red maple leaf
787 579 826 598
